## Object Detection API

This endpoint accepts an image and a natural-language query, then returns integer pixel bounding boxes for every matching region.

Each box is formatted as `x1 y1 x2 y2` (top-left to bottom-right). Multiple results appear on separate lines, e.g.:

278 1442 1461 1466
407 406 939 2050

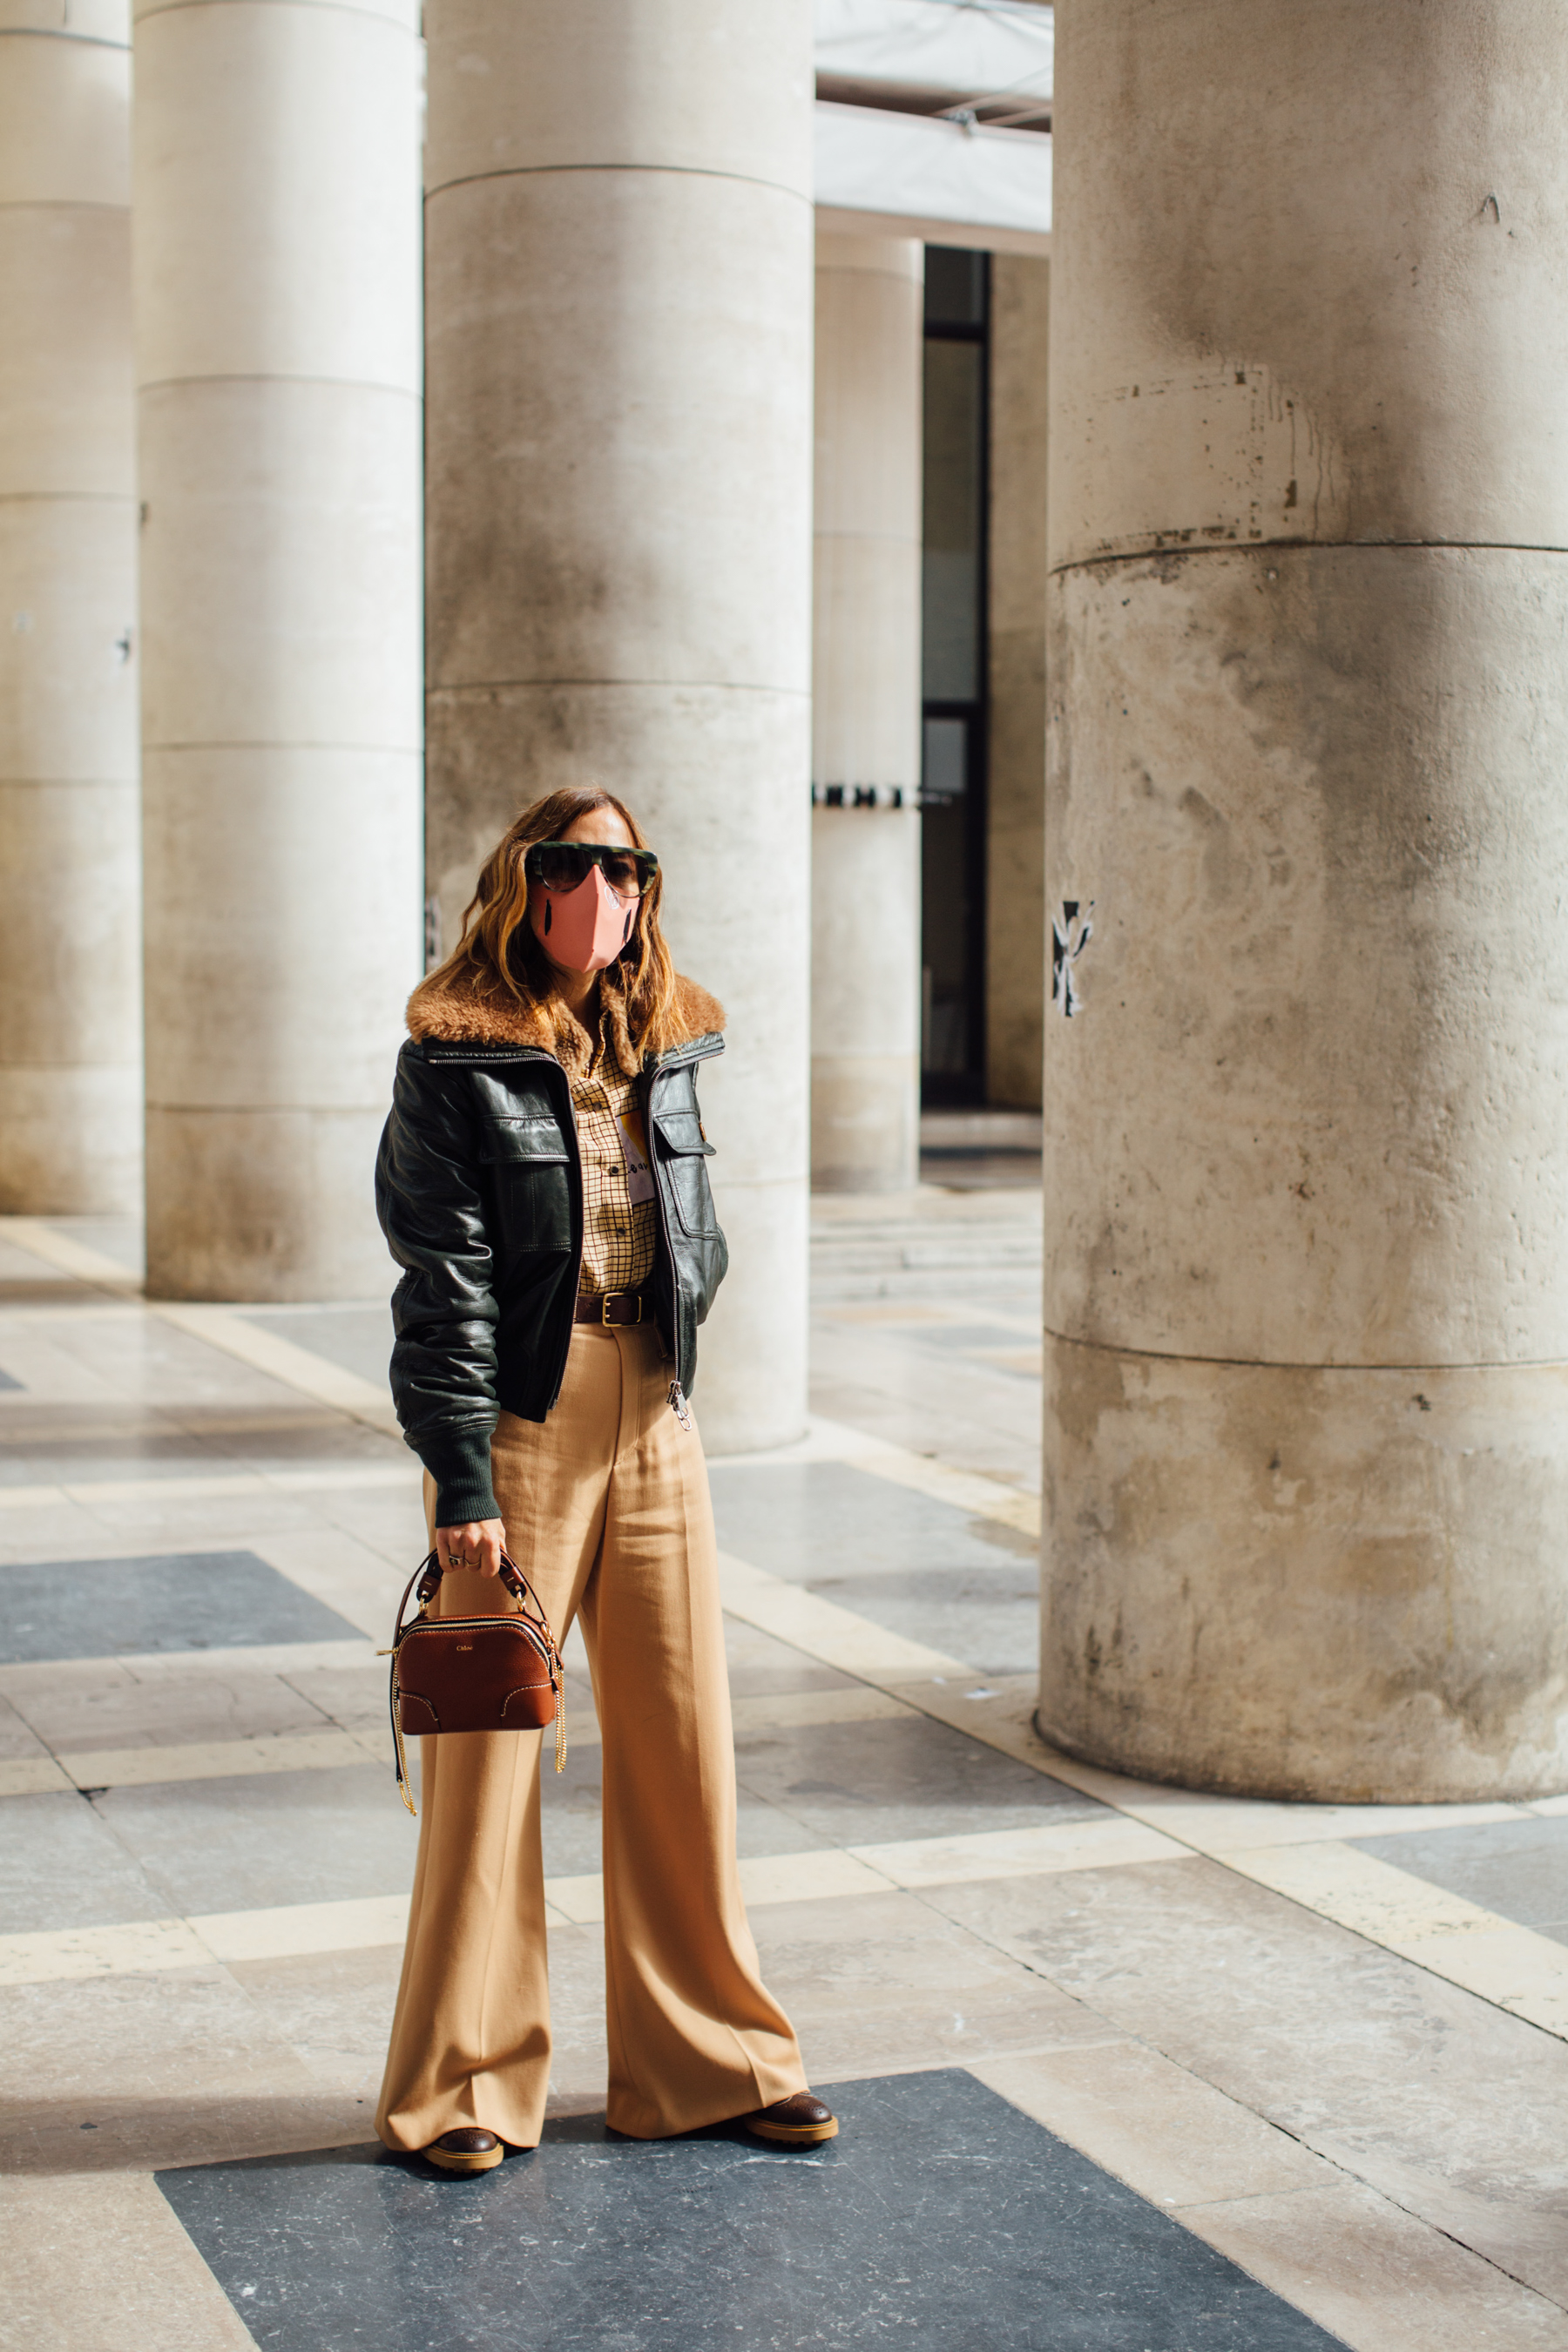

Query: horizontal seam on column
429 679 811 698
139 373 420 399
145 739 421 753
135 0 409 29
146 1103 391 1115
1044 1328 1568 1375
0 27 129 47
0 776 138 787
0 491 135 504
1050 537 1568 574
426 162 814 206
0 198 129 213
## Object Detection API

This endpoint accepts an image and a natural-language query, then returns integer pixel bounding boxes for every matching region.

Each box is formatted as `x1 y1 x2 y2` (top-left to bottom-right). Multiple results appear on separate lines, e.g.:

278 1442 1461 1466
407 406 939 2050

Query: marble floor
3 1200 1568 2349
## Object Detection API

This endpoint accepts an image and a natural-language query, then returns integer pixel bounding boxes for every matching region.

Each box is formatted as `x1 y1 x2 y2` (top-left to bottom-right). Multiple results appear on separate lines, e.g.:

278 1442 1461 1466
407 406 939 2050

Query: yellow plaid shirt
572 1060 656 1296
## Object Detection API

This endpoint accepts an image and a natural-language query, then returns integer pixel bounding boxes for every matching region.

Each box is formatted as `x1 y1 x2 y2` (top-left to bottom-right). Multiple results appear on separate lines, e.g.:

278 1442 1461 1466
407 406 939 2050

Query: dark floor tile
733 1713 1104 1848
239 1305 395 1390
0 1790 169 1932
722 1617 863 1700
91 1766 416 1917
537 1736 833 1876
708 1458 1024 1580
0 1551 363 1663
815 1566 1037 1678
40 1217 144 1277
1349 1814 1568 1936
538 1748 609 1878
707 1459 1037 1675
156 2068 1343 2352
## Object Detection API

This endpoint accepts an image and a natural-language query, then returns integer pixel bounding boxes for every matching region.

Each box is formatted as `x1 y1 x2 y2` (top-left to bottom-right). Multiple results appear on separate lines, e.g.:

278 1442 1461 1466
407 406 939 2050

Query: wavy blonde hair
411 787 686 1053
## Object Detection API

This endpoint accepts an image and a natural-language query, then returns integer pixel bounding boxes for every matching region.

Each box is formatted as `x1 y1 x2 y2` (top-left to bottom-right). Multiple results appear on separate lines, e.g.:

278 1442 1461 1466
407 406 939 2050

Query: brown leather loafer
743 2092 838 2146
423 2127 504 2174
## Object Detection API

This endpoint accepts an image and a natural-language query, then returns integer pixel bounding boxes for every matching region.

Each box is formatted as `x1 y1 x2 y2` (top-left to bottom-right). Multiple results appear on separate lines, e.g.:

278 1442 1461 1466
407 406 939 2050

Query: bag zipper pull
668 1381 693 1432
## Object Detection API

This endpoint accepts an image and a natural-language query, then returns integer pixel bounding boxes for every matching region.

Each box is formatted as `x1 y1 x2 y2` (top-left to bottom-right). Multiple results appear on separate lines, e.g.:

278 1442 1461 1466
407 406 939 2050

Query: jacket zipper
639 1058 684 1389
645 1031 724 1408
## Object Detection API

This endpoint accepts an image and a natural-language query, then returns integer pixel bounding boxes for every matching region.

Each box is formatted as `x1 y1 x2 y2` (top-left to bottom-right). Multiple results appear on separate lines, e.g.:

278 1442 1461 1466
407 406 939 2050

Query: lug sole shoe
743 2092 839 2146
423 2127 504 2174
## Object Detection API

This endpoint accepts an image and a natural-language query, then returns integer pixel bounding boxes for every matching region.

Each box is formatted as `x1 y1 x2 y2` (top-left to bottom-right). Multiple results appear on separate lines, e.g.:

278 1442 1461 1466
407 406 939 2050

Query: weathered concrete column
134 0 422 1299
811 232 923 1193
424 2 815 1451
1043 0 1568 1800
985 252 1049 1113
0 2 140 1213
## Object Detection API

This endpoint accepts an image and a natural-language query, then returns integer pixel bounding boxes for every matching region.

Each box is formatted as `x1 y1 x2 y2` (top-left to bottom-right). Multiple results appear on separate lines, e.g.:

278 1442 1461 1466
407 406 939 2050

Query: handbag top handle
391 1548 555 1646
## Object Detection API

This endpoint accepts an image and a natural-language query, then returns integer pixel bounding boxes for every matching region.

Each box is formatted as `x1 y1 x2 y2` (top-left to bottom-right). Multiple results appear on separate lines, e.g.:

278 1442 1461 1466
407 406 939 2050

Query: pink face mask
532 864 638 972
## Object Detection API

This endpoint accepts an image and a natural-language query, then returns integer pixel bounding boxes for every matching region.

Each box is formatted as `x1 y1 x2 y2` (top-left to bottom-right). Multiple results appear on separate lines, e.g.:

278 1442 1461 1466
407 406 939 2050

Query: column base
145 1106 391 1302
810 1054 918 1193
0 1064 142 1216
1042 1335 1568 1801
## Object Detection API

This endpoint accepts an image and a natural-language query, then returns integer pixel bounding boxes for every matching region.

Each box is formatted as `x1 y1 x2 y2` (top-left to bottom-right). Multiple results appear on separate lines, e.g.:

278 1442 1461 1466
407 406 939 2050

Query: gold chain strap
391 1672 417 1816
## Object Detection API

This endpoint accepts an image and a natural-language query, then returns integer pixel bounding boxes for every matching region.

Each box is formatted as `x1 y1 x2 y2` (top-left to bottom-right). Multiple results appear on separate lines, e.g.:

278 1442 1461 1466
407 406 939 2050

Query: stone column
423 1 815 1452
985 252 1050 1113
811 231 923 1193
0 2 140 1213
1043 0 1568 1801
133 0 423 1300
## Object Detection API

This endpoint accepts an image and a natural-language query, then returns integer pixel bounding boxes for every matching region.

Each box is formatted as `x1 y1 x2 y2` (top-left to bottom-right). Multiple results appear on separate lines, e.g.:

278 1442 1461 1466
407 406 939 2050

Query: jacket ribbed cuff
414 1423 499 1529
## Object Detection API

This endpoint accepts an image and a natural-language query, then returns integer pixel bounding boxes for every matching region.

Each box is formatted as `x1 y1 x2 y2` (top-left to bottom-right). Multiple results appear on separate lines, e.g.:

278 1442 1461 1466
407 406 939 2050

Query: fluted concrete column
133 0 422 1300
0 2 140 1213
424 1 815 1451
811 232 923 1193
1043 0 1568 1801
985 252 1049 1113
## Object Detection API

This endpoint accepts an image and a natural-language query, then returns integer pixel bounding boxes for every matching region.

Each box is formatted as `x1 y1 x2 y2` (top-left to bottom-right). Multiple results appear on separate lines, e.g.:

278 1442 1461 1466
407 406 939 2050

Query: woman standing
373 786 836 2173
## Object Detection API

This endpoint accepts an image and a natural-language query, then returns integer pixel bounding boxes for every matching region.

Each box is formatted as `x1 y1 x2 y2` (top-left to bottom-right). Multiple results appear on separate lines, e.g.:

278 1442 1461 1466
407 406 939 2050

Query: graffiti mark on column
1052 901 1094 1017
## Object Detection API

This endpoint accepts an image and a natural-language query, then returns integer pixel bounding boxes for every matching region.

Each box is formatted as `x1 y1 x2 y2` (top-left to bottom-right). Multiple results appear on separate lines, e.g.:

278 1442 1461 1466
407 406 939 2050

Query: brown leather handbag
385 1551 566 1815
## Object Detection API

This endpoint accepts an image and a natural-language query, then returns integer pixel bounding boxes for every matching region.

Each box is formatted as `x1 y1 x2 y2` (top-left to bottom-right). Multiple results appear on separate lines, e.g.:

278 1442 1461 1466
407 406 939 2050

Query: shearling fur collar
407 961 725 1080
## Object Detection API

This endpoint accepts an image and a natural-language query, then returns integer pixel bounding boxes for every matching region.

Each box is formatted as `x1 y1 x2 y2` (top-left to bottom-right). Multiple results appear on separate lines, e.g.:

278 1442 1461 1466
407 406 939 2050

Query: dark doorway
920 246 989 1105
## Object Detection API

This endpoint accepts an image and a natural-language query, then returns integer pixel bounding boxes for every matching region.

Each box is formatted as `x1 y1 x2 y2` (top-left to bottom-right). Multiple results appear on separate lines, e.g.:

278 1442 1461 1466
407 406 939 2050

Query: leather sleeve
376 1042 501 1524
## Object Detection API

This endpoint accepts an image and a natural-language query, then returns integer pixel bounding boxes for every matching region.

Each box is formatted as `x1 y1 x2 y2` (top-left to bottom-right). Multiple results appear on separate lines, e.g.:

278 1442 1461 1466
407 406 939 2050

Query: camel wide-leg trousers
375 1321 808 2149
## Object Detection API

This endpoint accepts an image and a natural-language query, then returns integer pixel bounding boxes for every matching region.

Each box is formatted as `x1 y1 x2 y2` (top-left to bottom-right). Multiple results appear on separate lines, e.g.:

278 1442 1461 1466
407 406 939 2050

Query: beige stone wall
985 253 1050 1112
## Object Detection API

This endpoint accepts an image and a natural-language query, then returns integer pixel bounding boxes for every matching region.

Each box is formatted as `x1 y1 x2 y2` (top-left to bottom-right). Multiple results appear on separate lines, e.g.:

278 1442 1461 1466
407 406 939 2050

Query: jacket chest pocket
651 1107 720 1240
480 1119 572 1253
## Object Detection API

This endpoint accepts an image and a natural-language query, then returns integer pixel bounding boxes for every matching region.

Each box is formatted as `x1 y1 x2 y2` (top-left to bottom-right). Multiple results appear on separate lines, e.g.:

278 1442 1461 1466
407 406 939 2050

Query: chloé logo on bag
456 1643 473 1651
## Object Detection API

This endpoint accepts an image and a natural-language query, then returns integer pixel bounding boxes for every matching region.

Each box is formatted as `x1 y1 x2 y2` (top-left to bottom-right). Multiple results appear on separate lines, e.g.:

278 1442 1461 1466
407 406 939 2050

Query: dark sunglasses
524 840 659 901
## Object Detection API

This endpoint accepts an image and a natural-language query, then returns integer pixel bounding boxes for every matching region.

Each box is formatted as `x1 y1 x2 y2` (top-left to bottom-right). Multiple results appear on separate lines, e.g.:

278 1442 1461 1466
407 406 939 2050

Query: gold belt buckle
600 1291 642 1327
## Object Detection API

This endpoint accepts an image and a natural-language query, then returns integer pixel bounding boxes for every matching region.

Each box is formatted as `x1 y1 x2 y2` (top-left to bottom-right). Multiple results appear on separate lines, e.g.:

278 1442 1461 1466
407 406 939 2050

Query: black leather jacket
376 1025 728 1524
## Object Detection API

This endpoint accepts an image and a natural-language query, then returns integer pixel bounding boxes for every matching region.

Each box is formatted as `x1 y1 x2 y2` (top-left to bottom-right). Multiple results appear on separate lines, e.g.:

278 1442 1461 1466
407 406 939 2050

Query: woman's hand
436 1519 507 1578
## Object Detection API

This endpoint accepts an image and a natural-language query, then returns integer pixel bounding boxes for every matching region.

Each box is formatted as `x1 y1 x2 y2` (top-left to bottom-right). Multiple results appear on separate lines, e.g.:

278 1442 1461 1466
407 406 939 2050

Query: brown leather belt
574 1289 648 1327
